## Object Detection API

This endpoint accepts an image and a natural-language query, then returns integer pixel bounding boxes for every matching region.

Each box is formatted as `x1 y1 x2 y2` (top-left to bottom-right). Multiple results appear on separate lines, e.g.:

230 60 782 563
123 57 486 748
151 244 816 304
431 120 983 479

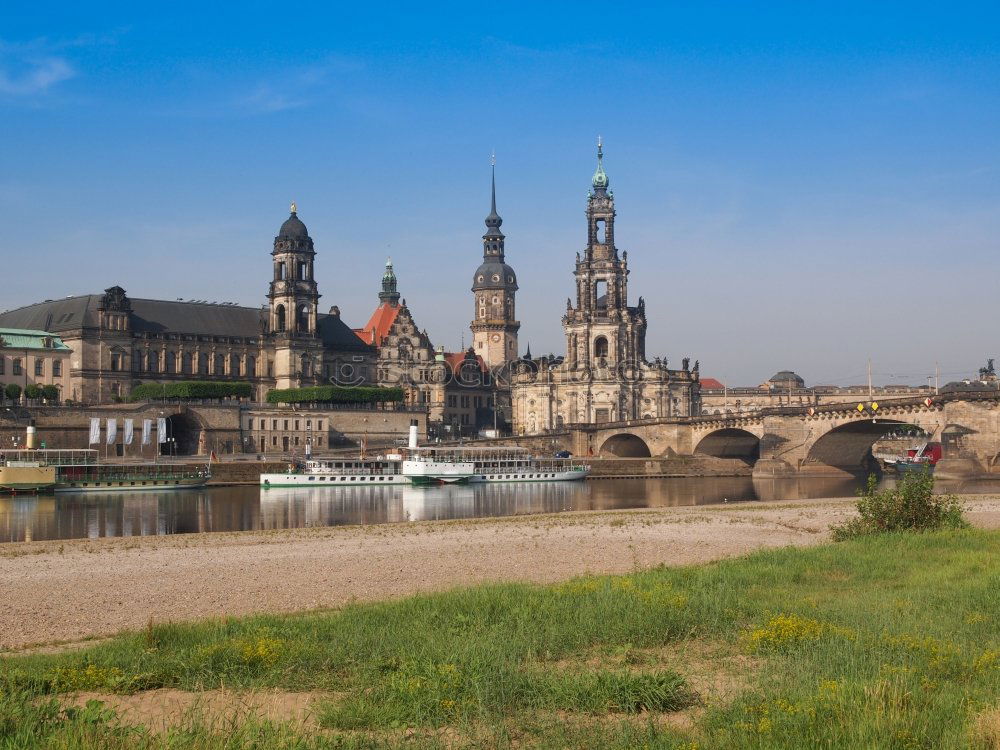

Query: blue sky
1 2 997 386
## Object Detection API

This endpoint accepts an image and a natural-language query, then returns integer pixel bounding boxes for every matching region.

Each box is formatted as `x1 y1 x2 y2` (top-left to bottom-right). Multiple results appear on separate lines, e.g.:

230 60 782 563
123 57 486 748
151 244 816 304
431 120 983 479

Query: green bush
3 383 20 402
832 471 967 540
24 384 42 400
265 385 405 404
128 381 252 402
40 385 59 402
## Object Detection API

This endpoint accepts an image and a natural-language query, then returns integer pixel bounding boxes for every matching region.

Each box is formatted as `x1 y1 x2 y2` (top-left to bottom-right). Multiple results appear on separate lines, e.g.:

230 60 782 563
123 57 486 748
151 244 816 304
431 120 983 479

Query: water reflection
0 474 915 543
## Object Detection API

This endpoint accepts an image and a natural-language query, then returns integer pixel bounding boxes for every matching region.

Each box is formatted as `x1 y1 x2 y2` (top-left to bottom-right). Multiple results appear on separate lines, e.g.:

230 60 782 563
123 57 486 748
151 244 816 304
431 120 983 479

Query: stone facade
511 142 700 432
0 207 376 404
356 263 496 438
0 402 426 457
0 329 73 401
698 370 939 415
470 162 519 368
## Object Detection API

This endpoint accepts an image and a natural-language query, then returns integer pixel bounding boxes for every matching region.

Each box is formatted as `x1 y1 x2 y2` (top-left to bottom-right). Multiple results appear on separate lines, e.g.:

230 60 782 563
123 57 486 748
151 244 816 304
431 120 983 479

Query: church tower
379 258 401 305
268 202 324 388
470 158 519 367
563 139 647 372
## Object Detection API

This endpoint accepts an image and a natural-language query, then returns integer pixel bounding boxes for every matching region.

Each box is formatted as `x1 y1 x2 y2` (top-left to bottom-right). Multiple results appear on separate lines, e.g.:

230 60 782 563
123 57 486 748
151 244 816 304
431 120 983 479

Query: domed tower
268 202 320 336
470 158 519 367
267 202 323 388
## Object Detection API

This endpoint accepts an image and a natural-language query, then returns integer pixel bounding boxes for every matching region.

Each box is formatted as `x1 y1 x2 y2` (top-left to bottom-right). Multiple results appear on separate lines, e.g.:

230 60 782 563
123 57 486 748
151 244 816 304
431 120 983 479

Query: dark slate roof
0 295 372 351
472 261 518 291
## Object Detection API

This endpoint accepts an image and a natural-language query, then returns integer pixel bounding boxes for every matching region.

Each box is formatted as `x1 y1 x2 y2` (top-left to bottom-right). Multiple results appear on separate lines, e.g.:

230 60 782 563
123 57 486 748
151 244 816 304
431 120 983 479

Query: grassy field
2 528 999 749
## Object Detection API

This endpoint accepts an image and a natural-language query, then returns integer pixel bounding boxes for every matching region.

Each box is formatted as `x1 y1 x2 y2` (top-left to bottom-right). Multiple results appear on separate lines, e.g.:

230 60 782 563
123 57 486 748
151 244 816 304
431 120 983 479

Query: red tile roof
699 377 725 390
355 302 401 347
444 350 488 375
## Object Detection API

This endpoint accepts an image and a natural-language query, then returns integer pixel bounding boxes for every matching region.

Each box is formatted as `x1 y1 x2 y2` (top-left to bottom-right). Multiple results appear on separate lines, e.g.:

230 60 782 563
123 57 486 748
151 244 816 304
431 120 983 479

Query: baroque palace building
0 205 375 404
511 142 700 432
355 259 495 437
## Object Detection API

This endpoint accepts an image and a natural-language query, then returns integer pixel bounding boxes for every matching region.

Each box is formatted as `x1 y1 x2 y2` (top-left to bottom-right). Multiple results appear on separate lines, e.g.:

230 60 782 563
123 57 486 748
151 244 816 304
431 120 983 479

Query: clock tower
470 159 519 368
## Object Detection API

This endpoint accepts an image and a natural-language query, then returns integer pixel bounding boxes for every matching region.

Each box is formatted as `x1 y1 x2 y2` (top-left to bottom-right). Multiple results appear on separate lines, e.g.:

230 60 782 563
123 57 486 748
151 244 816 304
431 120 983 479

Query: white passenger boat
260 421 589 488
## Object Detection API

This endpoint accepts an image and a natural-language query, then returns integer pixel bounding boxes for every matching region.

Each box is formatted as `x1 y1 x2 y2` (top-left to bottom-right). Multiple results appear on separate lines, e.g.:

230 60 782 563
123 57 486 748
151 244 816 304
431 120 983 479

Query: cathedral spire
592 135 609 193
482 154 505 260
484 153 503 240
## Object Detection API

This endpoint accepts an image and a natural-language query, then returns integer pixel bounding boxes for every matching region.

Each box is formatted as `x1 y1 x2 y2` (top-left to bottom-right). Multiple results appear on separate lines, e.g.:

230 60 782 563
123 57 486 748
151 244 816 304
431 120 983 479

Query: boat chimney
26 425 37 450
408 419 419 449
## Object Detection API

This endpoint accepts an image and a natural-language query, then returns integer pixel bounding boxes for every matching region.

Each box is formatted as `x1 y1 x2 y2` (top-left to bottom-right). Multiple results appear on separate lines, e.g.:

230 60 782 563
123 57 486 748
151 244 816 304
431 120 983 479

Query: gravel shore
3 496 999 652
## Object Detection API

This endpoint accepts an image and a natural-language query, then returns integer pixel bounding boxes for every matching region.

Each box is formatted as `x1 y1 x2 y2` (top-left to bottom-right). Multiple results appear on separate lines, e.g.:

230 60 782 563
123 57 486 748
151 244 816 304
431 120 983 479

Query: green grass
2 529 999 748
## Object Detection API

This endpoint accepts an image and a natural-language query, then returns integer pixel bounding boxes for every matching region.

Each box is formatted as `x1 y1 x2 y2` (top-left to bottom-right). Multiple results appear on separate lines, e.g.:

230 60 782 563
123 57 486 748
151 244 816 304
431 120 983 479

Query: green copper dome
592 139 609 190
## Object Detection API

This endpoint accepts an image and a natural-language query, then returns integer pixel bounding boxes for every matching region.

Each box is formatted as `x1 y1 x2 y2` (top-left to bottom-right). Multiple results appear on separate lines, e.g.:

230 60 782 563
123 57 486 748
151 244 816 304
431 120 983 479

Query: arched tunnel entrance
804 420 924 475
162 412 205 456
600 433 652 457
694 429 761 463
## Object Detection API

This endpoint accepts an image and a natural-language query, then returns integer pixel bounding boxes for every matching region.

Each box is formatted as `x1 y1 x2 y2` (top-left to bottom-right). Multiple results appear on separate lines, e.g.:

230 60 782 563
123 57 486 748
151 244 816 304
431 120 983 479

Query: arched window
182 352 193 374
297 304 309 333
596 218 607 244
165 351 176 374
278 262 286 280
214 353 225 375
298 261 307 281
198 353 209 375
132 350 142 372
594 280 608 310
246 355 256 378
275 305 286 332
594 336 609 359
147 351 158 373
230 354 241 377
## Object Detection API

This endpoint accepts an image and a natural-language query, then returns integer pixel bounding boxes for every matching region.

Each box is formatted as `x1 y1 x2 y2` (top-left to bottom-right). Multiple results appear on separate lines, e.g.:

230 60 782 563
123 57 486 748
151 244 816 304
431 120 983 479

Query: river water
4 475 997 543
0 475 852 543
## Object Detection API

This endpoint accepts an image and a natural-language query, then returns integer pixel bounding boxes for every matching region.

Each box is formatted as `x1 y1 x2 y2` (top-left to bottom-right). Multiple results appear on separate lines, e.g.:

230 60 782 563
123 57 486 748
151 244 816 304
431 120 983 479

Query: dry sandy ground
3 496 999 652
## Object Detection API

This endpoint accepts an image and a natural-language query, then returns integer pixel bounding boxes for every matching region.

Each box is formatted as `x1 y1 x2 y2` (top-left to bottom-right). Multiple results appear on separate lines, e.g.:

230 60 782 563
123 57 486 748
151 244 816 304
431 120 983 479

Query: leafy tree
24 384 42 400
41 385 60 402
3 383 20 402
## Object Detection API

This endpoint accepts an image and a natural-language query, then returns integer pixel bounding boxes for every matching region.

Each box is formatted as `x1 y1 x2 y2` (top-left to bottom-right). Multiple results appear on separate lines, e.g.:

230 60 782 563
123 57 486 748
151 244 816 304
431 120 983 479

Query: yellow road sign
856 403 865 412
871 402 879 411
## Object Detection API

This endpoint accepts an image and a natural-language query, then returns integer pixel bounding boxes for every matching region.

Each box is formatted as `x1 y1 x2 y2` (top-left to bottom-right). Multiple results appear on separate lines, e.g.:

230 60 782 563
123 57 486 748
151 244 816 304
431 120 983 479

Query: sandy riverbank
3 495 999 652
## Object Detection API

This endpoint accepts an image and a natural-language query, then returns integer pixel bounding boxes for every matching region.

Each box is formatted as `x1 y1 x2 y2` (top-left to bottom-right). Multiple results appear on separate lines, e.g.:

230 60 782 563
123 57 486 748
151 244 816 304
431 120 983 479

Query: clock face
491 334 501 342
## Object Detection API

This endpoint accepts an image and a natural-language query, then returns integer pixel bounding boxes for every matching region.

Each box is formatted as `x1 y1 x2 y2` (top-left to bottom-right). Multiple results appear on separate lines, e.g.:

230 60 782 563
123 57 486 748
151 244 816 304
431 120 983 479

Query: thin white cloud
0 55 75 95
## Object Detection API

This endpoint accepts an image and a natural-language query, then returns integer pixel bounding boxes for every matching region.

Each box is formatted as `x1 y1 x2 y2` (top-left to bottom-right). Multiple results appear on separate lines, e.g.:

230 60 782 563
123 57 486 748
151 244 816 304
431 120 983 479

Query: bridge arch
804 418 923 475
600 433 652 457
694 428 761 462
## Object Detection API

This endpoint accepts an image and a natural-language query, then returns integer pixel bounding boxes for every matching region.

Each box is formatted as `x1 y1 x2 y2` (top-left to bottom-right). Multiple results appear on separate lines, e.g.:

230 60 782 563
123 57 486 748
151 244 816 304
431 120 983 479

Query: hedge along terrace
265 385 405 405
128 381 253 401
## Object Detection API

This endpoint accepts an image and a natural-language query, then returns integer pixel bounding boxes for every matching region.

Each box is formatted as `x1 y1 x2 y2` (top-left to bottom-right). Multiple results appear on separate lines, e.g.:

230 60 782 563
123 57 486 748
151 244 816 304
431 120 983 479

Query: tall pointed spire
485 150 502 235
592 135 609 192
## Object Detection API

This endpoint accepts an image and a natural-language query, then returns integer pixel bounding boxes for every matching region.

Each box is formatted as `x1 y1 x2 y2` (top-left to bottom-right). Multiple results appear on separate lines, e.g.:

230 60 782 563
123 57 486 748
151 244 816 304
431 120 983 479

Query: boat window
309 476 315 481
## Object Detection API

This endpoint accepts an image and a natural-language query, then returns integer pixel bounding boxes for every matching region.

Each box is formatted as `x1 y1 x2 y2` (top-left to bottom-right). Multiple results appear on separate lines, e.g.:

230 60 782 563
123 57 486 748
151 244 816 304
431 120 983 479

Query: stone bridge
562 392 1000 480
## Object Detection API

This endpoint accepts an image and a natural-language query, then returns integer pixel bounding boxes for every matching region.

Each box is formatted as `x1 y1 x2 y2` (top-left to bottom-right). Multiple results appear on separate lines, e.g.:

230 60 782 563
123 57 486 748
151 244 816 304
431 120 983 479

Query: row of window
0 357 62 377
260 435 324 450
251 418 325 432
446 394 489 409
118 350 368 381
119 351 264 377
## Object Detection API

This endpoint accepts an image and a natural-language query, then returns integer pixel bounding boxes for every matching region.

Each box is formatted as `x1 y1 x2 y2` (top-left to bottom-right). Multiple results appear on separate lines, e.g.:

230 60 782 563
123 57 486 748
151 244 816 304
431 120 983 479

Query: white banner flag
106 418 117 445
142 419 152 446
157 417 167 444
89 418 101 445
123 419 134 446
